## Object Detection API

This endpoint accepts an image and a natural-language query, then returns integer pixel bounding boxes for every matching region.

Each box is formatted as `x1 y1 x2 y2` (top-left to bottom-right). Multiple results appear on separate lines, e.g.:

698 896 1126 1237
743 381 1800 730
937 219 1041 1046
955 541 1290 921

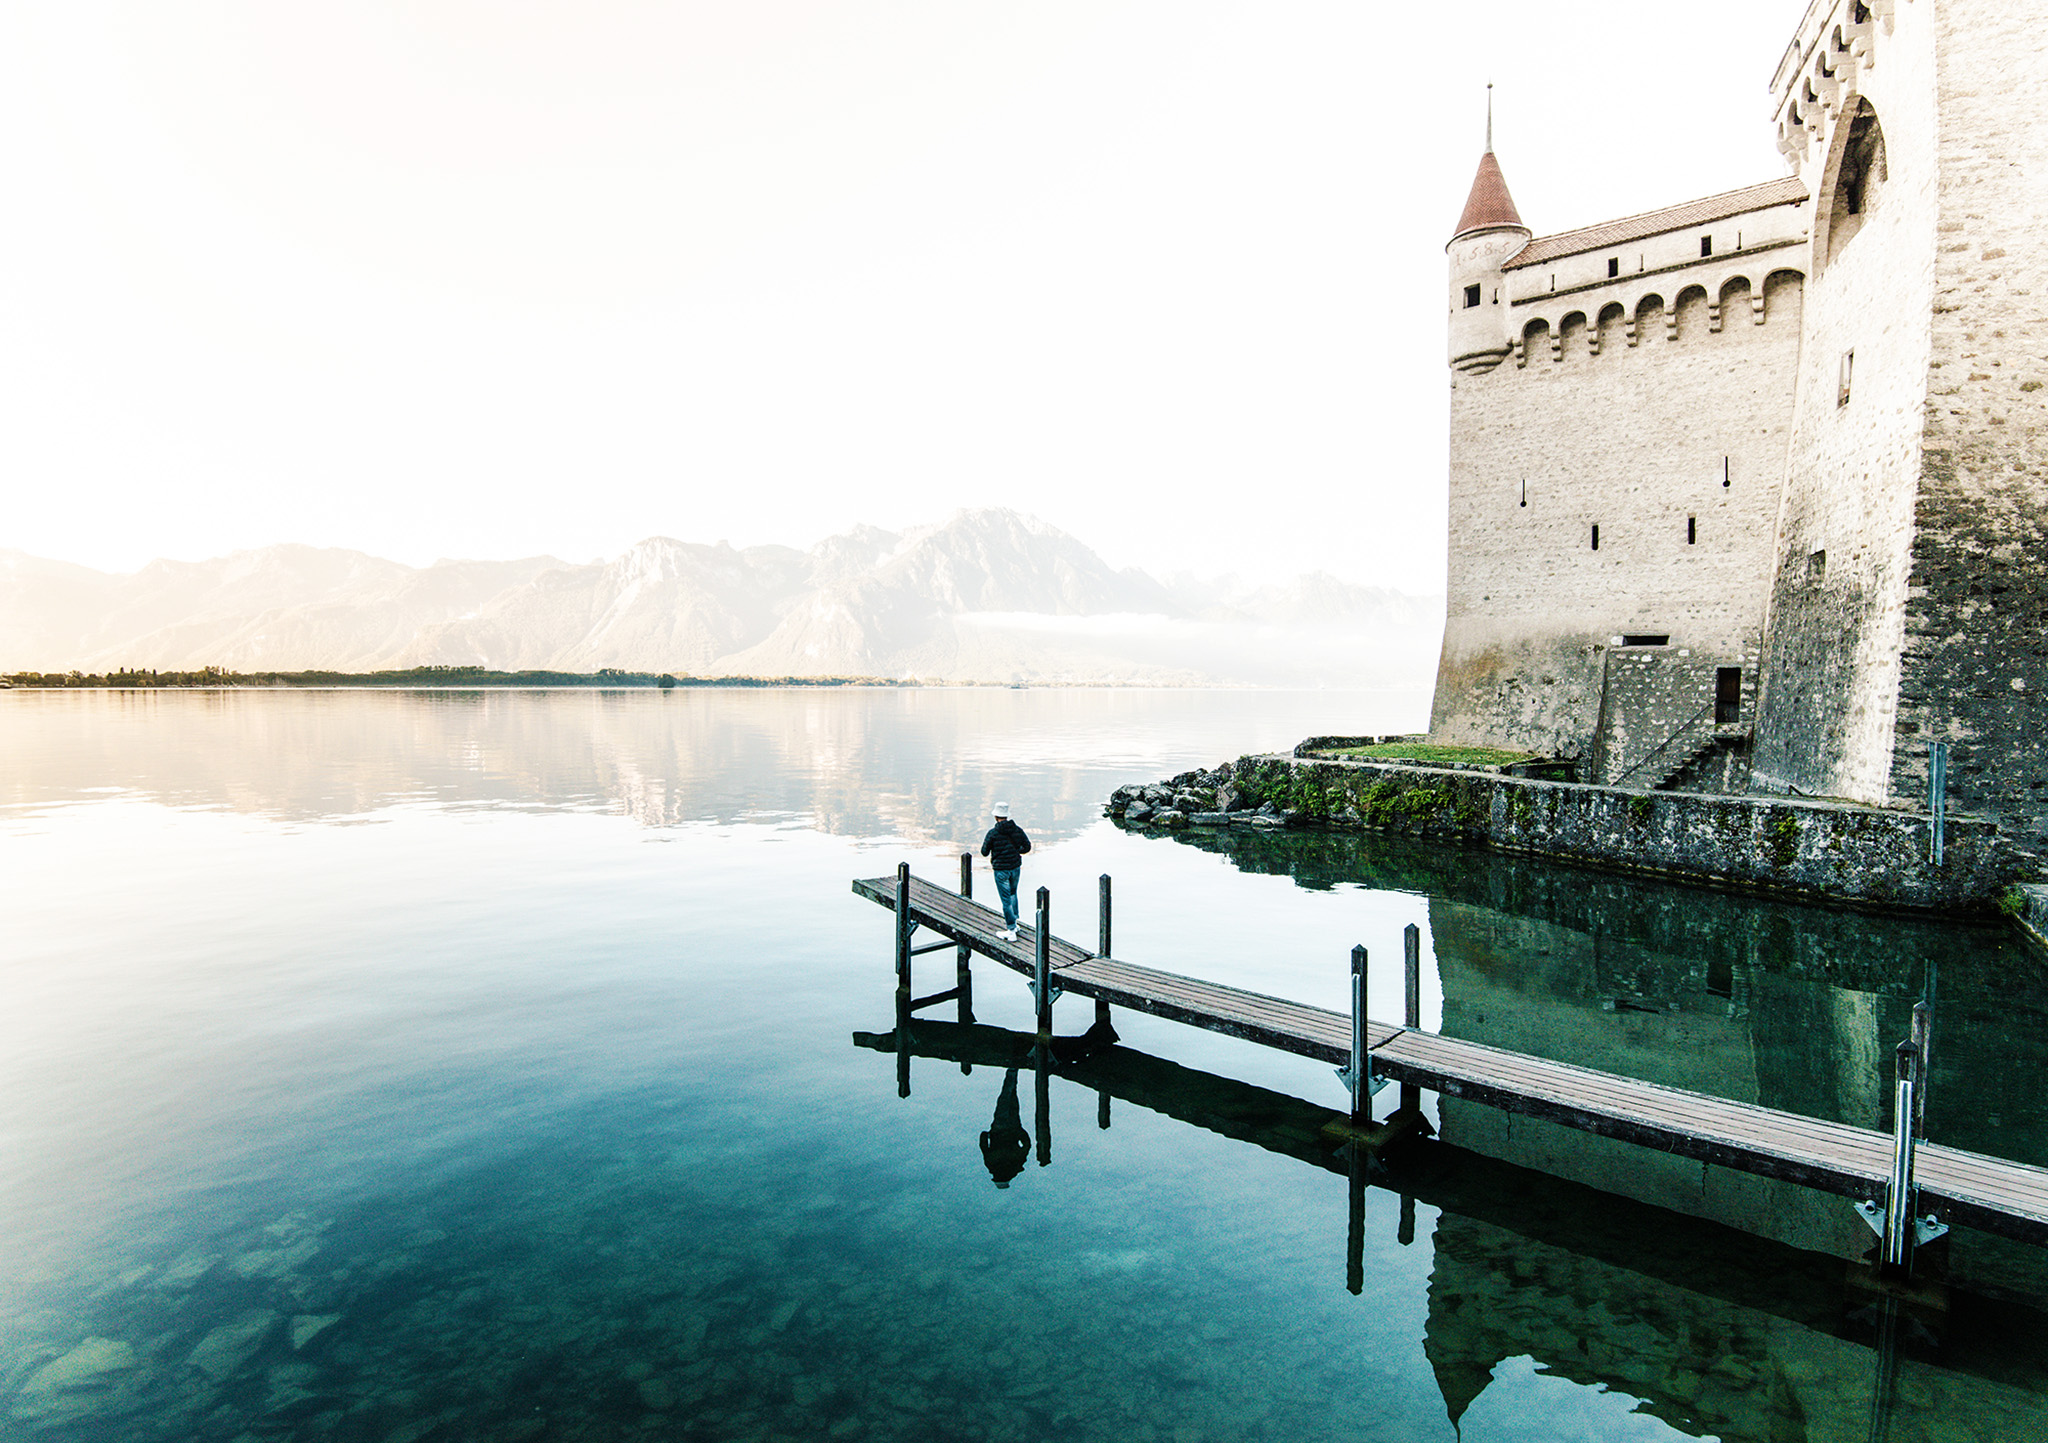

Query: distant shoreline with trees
1 666 913 690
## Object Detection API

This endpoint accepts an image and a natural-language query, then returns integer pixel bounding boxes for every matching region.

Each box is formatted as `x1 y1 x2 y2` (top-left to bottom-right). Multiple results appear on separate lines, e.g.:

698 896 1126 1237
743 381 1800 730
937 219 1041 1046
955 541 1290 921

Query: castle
1431 0 2048 845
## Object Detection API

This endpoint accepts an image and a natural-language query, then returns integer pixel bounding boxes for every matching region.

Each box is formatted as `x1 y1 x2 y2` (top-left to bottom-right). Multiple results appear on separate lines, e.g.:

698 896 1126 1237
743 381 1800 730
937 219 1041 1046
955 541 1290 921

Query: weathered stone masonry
1106 755 2018 911
1433 0 2048 849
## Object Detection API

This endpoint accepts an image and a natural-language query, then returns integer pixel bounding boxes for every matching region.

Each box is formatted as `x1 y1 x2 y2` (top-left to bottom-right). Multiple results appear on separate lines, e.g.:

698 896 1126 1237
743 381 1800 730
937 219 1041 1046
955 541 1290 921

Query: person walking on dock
980 802 1031 941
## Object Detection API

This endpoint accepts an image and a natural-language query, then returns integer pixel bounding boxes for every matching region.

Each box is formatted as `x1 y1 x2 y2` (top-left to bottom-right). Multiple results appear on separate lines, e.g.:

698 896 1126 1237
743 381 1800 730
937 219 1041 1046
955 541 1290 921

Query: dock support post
1399 1192 1416 1248
1883 1042 1919 1271
956 854 976 1048
1401 923 1422 1117
1096 874 1113 1030
1033 886 1055 1039
1910 1000 1931 1139
1033 1049 1051 1168
1098 1089 1110 1130
1337 944 1369 1120
894 861 913 998
1346 1144 1365 1295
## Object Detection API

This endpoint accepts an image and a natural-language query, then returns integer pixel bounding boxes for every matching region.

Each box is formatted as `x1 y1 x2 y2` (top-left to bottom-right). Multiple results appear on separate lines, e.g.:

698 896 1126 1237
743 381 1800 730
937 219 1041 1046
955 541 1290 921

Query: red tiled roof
1451 151 1525 240
1503 176 1809 269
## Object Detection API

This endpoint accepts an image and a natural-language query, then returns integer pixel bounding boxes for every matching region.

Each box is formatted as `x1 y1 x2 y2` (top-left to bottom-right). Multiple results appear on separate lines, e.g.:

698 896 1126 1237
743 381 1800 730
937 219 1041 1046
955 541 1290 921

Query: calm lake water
4 687 2046 1442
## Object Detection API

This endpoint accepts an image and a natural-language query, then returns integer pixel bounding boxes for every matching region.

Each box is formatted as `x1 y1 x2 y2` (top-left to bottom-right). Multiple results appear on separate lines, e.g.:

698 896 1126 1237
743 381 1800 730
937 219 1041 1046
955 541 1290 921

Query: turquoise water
3 688 2046 1441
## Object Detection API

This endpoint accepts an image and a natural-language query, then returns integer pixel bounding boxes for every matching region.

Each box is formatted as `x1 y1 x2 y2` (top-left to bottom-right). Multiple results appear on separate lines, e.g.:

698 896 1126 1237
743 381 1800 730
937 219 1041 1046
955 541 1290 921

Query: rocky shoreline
1105 750 2026 912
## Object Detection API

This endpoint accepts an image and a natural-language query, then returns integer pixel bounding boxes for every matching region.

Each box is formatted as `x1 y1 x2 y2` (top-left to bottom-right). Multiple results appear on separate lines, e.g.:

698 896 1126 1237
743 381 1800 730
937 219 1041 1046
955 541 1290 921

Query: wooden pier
853 867 2048 1249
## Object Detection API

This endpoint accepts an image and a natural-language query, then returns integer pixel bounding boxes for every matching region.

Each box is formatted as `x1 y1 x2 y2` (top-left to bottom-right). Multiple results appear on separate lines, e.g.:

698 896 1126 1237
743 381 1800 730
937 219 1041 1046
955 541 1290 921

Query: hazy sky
2 2 1795 591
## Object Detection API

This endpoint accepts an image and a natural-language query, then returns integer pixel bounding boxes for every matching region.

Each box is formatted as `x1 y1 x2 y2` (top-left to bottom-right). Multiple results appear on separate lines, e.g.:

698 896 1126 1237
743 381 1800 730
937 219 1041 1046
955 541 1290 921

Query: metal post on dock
957 854 976 1047
1401 924 1422 1117
1096 873 1113 1031
1930 741 1948 867
1337 944 1369 1120
1883 1042 1919 1271
1910 1000 1932 1139
895 861 913 997
1033 886 1056 1038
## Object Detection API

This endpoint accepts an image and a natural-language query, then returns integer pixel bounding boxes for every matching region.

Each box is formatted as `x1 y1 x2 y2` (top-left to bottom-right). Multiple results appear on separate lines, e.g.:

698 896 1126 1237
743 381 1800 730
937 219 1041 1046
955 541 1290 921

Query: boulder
1124 801 1153 824
1216 784 1242 812
1157 809 1188 829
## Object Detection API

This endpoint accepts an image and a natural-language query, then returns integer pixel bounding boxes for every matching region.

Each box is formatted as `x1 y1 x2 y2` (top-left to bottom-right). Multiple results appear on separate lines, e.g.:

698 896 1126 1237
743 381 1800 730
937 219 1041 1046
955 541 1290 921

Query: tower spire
1486 83 1494 153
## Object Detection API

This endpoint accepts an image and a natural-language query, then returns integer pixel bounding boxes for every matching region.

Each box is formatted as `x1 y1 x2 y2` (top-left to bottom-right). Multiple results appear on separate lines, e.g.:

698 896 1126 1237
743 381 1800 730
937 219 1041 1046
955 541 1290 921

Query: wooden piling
1034 1051 1052 1167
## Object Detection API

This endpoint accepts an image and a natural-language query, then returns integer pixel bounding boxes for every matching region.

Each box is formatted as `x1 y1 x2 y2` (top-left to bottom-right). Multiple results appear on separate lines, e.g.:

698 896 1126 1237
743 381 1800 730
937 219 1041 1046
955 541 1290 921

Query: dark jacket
980 818 1031 871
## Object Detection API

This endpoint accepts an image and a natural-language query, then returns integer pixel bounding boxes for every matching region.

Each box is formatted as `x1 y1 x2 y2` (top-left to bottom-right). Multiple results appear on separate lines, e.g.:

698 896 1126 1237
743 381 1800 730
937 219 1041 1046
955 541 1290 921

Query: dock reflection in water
1144 823 2048 1290
856 1015 2048 1441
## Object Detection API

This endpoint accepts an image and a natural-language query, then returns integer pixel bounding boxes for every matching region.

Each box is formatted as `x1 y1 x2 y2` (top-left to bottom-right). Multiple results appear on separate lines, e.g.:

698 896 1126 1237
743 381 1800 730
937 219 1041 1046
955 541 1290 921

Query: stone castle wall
1434 264 1802 762
1887 0 2048 844
1752 0 1941 805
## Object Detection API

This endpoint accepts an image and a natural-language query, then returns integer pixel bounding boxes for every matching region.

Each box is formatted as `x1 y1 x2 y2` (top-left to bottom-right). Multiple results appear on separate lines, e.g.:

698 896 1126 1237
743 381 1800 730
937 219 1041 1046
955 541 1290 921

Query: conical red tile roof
1452 151 1525 240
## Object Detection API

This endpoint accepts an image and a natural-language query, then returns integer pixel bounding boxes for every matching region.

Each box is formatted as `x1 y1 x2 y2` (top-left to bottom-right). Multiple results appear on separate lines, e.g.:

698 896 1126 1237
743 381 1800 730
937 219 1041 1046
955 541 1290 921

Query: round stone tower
1446 146 1529 374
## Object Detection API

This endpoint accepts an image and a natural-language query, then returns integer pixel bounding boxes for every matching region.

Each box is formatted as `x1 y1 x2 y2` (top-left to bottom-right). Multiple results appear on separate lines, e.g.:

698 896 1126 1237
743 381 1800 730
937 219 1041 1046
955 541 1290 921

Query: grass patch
1331 742 1538 767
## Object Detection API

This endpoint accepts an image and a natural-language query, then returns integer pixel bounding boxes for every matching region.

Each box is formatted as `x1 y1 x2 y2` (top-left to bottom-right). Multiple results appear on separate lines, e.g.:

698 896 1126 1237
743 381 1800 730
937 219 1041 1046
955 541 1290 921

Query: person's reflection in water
979 1068 1032 1188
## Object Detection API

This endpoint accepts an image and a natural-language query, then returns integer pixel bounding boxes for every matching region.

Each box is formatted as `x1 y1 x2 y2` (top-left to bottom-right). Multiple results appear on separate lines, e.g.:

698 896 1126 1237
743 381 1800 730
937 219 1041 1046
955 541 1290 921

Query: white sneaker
1002 928 1019 941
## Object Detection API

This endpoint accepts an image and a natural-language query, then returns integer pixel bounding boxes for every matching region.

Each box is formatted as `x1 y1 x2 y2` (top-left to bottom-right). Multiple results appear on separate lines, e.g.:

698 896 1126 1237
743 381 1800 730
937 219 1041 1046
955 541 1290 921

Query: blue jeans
992 868 1021 929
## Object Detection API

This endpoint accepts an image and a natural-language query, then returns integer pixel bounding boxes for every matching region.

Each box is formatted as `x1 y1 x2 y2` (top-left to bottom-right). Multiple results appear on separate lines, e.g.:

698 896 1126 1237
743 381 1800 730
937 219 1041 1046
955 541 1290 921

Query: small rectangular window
1463 284 1481 308
1701 235 1713 257
1715 667 1742 723
1591 524 1600 551
1838 350 1854 406
1687 516 1696 545
1808 549 1827 582
1621 634 1669 647
1608 257 1619 278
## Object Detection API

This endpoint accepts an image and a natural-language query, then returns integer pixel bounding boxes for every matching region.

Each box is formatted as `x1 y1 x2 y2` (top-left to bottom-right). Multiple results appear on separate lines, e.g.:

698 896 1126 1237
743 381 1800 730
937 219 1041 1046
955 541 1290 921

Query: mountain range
0 510 1442 686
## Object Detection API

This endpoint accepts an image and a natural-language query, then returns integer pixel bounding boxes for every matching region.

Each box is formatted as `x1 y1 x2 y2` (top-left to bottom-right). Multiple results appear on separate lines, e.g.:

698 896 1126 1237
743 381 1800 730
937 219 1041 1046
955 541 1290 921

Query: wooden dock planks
853 871 2048 1246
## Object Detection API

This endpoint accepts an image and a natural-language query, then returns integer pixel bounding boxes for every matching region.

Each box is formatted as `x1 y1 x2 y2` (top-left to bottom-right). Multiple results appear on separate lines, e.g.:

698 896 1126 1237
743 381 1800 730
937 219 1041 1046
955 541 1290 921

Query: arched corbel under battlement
1672 284 1711 342
1558 311 1590 361
1717 275 1755 331
1631 293 1666 348
1594 301 1627 354
1762 268 1805 324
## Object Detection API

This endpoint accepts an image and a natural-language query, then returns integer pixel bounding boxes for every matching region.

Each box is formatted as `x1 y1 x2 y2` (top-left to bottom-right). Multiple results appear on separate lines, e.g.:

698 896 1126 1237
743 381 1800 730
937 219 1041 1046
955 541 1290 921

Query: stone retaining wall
1107 755 2030 912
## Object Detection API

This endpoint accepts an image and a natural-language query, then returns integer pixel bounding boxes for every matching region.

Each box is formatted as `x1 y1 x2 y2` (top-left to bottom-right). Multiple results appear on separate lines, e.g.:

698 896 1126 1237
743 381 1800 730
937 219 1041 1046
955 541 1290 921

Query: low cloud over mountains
1 510 1441 686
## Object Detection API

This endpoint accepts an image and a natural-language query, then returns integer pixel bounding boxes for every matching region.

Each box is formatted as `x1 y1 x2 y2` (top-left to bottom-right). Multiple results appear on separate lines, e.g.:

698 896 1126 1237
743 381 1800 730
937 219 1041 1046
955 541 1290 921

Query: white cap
992 802 1010 818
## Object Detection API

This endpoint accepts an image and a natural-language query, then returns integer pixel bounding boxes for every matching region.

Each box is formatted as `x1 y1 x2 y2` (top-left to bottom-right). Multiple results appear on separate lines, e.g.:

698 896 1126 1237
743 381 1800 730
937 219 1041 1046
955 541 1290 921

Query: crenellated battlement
1771 0 1897 177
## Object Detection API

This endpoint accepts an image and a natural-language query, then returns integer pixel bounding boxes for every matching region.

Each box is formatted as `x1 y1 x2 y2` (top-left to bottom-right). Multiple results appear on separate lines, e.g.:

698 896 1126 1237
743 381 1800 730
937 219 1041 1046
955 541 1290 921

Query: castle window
1715 668 1742 724
1591 525 1600 551
1608 257 1619 278
1700 236 1713 257
1463 284 1481 309
1808 549 1827 583
1687 516 1697 545
1519 479 1527 508
1621 634 1669 647
1723 456 1731 488
1838 349 1854 406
